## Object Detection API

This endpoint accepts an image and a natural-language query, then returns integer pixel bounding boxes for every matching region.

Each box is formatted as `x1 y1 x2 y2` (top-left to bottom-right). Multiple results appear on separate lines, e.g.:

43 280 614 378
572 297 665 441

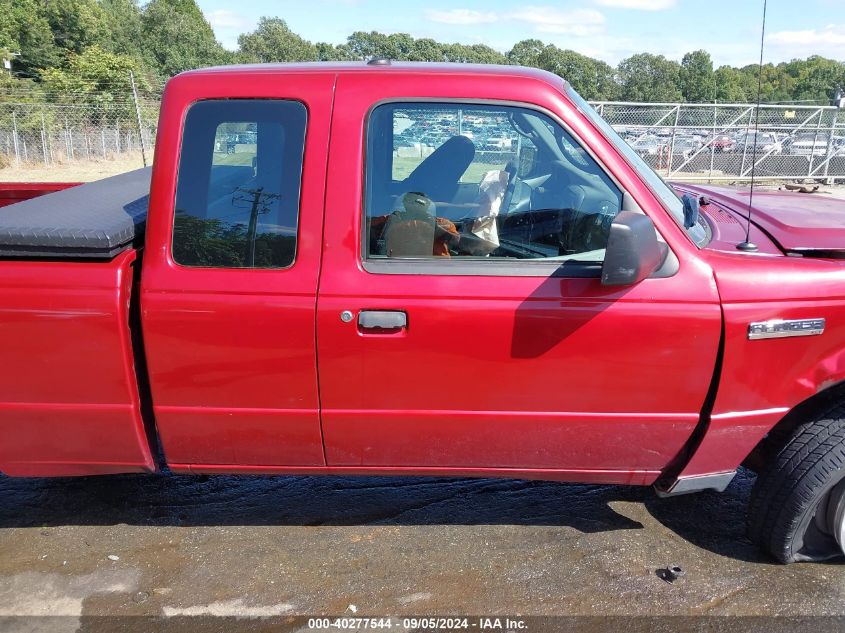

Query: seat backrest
403 136 475 204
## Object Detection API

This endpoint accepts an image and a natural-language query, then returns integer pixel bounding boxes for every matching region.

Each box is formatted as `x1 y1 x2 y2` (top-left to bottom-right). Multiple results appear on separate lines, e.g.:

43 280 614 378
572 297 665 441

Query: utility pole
245 187 263 268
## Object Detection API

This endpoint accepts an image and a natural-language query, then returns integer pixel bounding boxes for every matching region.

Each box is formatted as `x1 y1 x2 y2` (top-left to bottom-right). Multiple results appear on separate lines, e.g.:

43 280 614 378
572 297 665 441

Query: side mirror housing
601 211 667 286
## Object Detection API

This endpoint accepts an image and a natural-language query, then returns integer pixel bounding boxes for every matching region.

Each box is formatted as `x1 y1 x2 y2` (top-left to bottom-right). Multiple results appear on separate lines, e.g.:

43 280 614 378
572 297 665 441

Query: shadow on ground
0 468 766 563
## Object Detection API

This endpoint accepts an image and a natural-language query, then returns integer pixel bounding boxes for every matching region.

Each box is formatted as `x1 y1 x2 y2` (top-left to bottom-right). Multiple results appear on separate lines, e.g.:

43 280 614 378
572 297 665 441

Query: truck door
141 73 334 469
316 72 723 482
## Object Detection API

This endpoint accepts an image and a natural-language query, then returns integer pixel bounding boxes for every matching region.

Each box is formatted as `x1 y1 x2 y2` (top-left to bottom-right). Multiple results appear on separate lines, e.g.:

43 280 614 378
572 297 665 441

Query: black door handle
357 310 407 331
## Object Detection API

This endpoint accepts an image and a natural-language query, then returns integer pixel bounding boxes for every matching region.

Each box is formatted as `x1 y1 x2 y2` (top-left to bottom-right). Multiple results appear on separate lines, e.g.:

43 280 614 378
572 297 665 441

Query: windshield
565 86 709 248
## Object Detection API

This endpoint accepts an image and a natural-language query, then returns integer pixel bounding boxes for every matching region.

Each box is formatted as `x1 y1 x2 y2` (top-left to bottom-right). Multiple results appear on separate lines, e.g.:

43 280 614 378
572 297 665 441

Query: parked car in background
735 131 782 155
710 134 737 153
629 135 663 156
785 133 832 157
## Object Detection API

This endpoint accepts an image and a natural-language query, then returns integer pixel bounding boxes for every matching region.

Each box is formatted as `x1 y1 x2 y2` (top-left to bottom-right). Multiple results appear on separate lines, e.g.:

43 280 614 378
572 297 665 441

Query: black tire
748 406 845 563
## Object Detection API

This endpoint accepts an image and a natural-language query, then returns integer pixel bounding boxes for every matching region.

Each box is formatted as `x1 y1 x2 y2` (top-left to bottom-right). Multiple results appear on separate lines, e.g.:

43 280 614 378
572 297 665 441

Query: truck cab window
172 100 306 268
365 103 622 264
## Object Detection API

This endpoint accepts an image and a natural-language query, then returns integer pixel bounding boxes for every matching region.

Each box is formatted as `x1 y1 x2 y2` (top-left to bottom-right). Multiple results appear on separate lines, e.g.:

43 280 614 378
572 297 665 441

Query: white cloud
768 25 845 47
593 0 676 9
425 9 499 25
424 5 605 37
206 9 251 30
766 24 845 59
510 6 606 36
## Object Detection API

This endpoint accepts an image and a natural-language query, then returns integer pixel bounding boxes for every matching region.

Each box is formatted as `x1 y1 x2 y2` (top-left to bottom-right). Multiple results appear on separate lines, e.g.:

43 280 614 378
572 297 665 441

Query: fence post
667 105 680 177
823 108 839 184
130 71 148 167
65 117 74 160
11 110 20 166
740 107 753 176
808 109 823 177
709 103 717 181
40 108 49 164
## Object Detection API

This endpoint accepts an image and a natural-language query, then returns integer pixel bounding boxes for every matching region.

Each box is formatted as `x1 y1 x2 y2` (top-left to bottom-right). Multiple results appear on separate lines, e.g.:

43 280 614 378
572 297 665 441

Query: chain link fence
1 90 843 183
593 101 845 182
0 72 157 172
0 102 155 167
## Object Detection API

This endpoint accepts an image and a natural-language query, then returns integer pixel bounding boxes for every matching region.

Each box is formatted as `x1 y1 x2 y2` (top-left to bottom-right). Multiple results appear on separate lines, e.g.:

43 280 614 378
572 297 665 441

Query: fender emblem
748 318 826 340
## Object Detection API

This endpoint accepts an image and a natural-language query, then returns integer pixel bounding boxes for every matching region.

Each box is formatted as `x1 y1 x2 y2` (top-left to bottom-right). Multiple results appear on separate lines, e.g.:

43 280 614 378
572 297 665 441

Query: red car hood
676 184 845 255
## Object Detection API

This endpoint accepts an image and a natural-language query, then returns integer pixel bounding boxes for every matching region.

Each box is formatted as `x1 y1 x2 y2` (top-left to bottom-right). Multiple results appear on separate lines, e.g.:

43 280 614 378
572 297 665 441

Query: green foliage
326 32 505 65
618 53 683 102
43 0 106 56
140 0 232 77
40 45 147 122
536 46 619 101
99 0 144 60
1 0 62 77
0 0 843 107
507 39 545 68
173 213 296 268
237 17 318 63
679 50 715 103
714 66 748 102
793 56 845 103
0 74 50 132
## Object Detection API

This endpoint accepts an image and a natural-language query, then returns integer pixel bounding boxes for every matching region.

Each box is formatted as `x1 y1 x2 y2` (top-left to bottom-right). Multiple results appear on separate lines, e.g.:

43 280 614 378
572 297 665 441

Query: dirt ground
1 468 844 631
0 153 148 183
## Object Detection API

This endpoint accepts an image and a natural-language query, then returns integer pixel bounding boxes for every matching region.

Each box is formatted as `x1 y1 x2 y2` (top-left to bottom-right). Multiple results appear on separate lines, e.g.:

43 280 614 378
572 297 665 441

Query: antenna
737 0 767 252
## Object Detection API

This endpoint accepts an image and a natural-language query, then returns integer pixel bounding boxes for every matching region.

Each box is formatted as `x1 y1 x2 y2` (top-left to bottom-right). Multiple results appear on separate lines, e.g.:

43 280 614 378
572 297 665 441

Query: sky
195 0 845 68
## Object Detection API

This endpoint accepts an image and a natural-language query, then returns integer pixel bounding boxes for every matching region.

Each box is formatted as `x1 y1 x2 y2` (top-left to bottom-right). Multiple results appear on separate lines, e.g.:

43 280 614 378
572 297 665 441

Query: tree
99 0 145 60
42 0 106 57
714 66 748 102
344 31 396 60
617 53 682 102
0 0 61 77
40 45 149 121
536 46 619 100
441 43 505 64
140 0 231 77
738 63 795 103
408 38 444 62
679 50 715 102
793 56 845 103
507 39 545 68
237 17 318 63
315 42 355 61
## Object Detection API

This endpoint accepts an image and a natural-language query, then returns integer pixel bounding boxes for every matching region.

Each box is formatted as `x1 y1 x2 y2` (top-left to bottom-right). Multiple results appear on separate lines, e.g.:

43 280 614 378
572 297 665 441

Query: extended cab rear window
172 100 306 268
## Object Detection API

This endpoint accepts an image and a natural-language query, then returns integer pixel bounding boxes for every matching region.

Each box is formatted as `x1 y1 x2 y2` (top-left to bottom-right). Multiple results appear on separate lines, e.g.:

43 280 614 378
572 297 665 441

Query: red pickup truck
1 62 844 564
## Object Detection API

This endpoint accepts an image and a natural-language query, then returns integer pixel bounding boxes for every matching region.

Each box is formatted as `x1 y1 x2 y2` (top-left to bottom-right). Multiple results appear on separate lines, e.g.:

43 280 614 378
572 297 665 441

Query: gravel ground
1 468 844 630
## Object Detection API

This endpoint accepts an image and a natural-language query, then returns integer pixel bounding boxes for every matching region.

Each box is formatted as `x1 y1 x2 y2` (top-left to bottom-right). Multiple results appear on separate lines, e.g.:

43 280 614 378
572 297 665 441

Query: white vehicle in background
785 133 833 157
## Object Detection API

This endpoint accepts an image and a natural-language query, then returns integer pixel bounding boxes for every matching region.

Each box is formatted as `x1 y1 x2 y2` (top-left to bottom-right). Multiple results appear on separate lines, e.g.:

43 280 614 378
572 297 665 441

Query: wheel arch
744 378 845 473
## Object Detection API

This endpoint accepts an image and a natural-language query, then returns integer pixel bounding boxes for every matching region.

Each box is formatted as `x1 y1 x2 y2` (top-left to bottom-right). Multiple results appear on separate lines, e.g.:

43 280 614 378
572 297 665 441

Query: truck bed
0 182 82 209
0 248 156 476
0 168 150 258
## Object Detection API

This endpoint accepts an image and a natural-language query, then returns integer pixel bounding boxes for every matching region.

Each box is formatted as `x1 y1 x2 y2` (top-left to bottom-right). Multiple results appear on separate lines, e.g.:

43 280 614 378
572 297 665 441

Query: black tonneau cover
0 167 150 258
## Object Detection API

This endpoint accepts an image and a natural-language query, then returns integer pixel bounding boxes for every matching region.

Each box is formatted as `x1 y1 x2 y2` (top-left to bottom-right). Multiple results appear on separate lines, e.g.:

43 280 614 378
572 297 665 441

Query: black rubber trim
654 297 726 489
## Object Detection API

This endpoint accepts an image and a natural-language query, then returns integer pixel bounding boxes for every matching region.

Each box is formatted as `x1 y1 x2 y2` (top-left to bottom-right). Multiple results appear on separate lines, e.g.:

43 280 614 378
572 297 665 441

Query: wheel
748 407 845 563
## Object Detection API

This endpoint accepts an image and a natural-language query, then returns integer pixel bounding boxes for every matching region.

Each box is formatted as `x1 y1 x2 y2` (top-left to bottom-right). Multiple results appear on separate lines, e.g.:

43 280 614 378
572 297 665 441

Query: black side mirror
601 211 667 286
